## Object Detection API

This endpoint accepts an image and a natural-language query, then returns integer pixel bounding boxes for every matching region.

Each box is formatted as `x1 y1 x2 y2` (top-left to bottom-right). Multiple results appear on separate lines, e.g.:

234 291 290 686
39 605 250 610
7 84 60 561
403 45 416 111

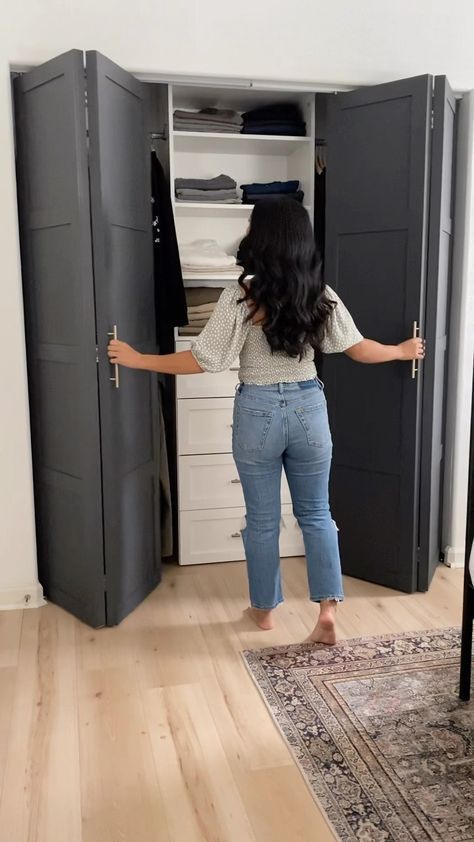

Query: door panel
14 51 106 626
86 51 161 625
418 77 456 590
325 75 432 592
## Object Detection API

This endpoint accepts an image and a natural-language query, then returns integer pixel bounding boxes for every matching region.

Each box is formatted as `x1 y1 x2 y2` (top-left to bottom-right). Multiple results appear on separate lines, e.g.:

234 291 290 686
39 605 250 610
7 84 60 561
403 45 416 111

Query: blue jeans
232 380 344 610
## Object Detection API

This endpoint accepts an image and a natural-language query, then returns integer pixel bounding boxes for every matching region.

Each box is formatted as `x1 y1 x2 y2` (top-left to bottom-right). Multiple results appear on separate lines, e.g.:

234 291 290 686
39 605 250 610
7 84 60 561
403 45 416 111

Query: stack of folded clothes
179 239 241 278
174 108 242 133
179 287 223 336
241 103 306 136
175 174 239 204
240 180 304 205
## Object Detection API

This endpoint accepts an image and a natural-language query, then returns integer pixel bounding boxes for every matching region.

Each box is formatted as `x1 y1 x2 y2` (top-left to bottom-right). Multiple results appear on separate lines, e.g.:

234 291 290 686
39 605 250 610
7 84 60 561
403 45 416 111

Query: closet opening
12 50 459 626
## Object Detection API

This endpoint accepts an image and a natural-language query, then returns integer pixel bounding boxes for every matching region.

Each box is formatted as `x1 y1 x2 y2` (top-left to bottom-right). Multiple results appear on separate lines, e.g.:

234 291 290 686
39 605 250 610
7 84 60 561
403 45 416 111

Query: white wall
2 0 474 602
443 91 474 568
0 55 44 609
6 0 474 90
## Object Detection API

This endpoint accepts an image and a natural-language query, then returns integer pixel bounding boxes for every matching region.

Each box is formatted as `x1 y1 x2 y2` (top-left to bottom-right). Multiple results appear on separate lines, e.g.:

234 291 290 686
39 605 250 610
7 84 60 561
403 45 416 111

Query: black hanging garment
151 151 188 352
314 168 326 378
314 168 326 263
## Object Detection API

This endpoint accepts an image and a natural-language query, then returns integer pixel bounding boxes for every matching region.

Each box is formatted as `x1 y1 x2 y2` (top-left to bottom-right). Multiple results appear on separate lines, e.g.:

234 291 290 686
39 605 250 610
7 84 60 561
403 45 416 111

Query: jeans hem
250 600 284 610
310 596 344 604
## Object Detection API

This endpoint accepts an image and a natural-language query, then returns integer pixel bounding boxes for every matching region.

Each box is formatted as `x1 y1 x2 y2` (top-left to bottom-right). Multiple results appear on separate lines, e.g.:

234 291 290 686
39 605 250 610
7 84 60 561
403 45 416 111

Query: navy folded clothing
240 180 300 196
243 190 304 205
242 103 303 123
242 122 306 136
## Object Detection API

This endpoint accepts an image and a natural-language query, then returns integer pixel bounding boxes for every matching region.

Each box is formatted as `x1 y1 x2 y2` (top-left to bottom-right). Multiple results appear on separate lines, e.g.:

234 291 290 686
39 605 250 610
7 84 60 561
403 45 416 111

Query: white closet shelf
173 131 312 156
174 201 254 214
175 201 311 215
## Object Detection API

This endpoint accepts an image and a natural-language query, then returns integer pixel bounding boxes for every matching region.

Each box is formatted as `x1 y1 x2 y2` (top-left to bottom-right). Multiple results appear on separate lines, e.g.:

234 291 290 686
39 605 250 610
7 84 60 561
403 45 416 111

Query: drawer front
179 453 291 511
179 504 304 565
176 340 239 398
178 398 234 455
180 507 247 565
177 368 239 399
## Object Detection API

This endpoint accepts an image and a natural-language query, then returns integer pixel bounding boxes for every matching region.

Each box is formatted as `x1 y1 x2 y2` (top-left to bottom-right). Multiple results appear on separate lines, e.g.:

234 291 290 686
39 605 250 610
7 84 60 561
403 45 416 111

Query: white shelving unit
169 84 316 260
163 83 314 564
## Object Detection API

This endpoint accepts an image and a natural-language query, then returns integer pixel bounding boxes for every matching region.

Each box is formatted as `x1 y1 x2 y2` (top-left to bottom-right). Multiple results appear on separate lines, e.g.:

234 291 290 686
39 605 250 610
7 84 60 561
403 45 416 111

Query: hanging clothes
151 151 188 353
314 168 326 263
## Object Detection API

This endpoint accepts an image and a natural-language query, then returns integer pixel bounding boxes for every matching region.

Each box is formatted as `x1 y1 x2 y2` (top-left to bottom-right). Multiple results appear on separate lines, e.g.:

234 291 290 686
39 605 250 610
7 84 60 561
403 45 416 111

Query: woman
108 200 425 644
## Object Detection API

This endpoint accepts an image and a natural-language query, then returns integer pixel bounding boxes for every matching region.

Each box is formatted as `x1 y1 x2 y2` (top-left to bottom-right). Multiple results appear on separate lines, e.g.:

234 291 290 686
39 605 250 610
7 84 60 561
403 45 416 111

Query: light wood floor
0 559 464 842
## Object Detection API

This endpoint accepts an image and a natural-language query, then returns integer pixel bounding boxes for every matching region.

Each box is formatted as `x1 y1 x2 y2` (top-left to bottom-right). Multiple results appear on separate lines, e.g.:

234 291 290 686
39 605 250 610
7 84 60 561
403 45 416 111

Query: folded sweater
242 103 303 123
242 190 304 204
175 174 237 192
174 108 242 126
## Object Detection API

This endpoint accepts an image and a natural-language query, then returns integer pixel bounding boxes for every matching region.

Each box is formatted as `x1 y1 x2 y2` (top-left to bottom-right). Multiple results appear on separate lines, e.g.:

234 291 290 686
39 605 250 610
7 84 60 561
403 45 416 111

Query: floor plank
0 608 82 841
145 683 256 841
77 666 170 842
0 609 23 667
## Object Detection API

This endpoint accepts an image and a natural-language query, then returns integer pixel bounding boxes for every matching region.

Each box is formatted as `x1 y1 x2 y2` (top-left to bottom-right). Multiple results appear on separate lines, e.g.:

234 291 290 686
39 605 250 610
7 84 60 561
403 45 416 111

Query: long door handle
412 320 420 380
108 325 120 389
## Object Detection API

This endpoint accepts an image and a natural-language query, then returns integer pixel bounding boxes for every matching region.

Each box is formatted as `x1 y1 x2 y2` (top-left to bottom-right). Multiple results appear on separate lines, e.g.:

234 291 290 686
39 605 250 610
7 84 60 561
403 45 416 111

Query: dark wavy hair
237 199 335 358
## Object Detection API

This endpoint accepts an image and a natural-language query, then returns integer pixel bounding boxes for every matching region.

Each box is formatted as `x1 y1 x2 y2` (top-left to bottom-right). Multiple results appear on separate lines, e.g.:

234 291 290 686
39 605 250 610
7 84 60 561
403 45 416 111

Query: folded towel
180 239 237 269
241 180 300 196
178 326 205 336
185 317 209 328
182 266 241 276
185 287 223 307
175 175 237 192
188 310 212 325
188 310 216 322
187 302 218 315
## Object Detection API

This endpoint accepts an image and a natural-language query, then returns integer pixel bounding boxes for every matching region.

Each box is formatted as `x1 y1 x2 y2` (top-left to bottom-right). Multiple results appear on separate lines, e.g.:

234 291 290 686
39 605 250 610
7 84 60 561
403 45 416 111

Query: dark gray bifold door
14 51 106 626
325 76 432 593
418 77 456 590
86 52 161 625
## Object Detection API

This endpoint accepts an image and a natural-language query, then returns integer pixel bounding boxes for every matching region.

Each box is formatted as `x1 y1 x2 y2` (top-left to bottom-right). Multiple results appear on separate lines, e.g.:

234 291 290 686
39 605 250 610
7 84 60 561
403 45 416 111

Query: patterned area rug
243 628 474 842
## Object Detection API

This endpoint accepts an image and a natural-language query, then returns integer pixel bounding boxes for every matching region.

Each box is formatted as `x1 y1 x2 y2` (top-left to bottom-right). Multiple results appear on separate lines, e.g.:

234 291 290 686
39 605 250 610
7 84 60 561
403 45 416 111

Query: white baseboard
443 546 465 569
0 581 46 611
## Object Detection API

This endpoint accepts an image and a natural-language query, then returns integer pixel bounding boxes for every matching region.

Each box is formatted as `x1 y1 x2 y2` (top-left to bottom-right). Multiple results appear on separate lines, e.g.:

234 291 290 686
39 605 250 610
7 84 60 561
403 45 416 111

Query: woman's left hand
107 339 143 369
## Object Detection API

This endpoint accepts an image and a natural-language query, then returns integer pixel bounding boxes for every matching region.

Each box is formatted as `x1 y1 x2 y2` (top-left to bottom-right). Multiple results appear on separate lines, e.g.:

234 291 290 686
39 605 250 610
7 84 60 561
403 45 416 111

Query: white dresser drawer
177 398 234 455
177 368 239 399
179 453 292 511
179 504 304 566
176 339 239 398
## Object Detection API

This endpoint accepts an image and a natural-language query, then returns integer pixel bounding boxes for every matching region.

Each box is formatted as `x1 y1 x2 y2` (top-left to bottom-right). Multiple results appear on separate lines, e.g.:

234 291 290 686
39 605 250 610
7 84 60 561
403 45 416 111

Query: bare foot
305 614 337 645
246 607 274 631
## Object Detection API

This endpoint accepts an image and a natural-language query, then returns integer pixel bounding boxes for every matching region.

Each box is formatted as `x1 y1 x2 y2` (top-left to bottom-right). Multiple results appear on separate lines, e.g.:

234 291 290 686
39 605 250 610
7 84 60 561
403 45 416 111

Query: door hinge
96 345 99 363
430 109 434 130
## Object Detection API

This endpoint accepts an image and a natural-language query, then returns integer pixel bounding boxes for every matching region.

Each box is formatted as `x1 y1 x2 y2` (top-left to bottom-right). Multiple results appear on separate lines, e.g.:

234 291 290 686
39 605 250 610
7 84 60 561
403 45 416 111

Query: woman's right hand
397 337 426 361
